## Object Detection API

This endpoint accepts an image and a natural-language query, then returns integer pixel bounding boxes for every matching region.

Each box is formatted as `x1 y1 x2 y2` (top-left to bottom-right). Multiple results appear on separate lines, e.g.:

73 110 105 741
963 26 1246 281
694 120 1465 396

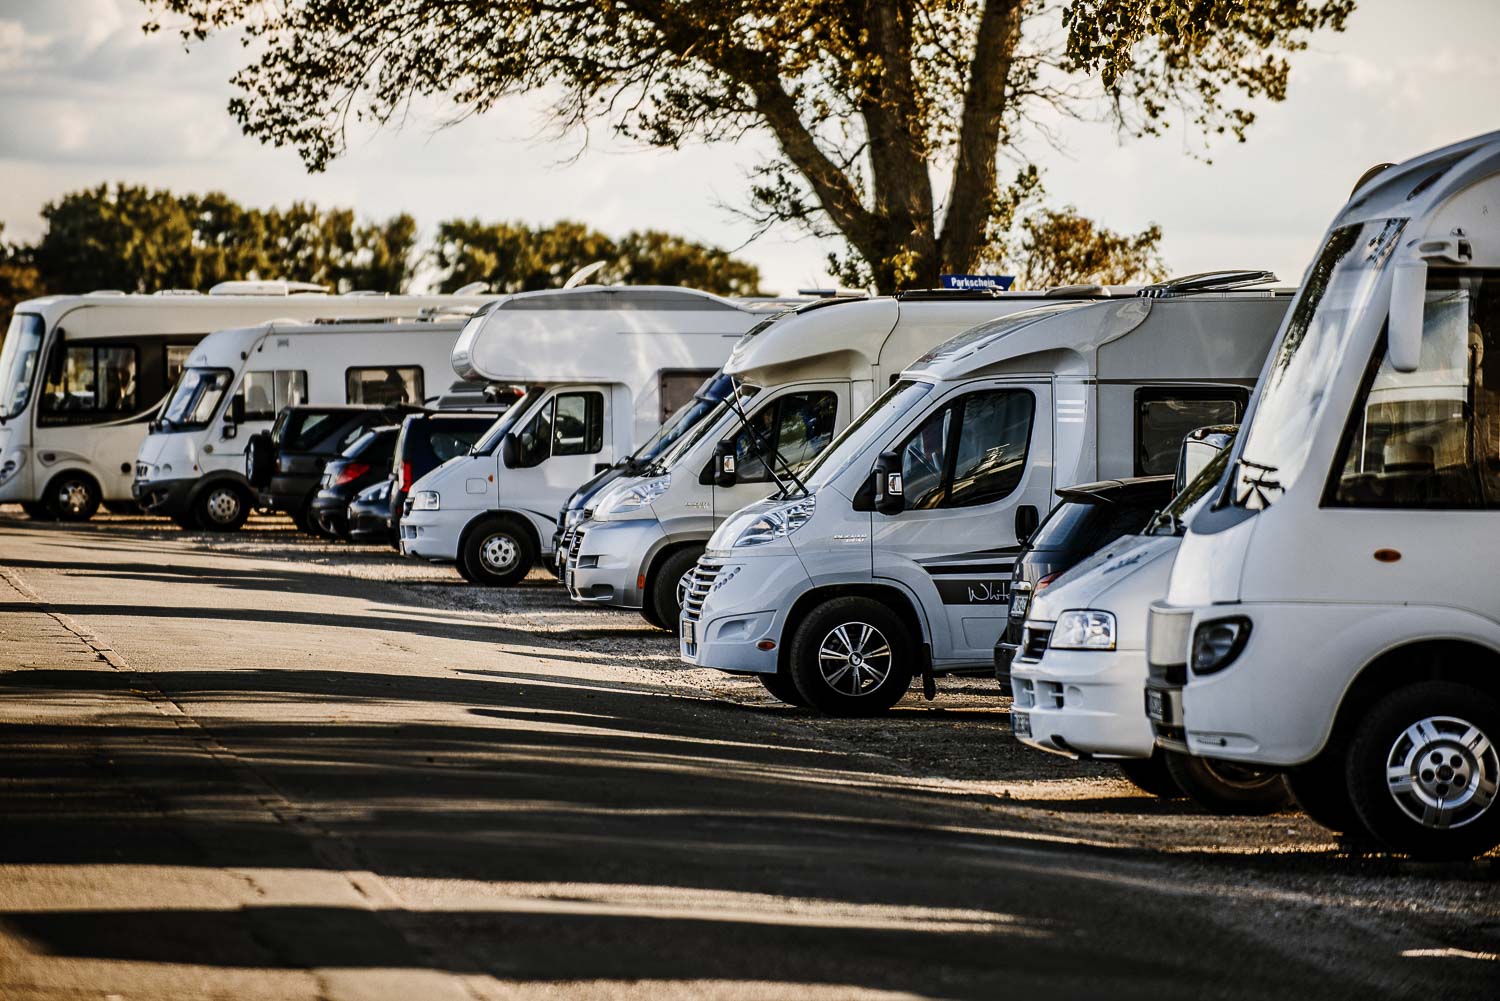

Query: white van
682 279 1290 714
1145 131 1500 860
398 286 790 584
566 290 1124 628
0 283 489 521
133 313 481 531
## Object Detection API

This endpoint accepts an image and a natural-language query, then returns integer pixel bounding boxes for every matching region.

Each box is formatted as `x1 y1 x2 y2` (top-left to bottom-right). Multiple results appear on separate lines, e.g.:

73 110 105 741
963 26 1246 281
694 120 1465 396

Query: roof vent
1045 283 1110 298
451 281 490 296
1136 270 1278 298
87 290 128 296
209 280 329 296
151 289 202 296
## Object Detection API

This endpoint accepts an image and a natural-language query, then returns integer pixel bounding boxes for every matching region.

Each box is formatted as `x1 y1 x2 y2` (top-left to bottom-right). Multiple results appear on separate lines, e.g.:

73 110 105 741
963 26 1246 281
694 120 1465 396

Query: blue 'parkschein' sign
941 274 1015 290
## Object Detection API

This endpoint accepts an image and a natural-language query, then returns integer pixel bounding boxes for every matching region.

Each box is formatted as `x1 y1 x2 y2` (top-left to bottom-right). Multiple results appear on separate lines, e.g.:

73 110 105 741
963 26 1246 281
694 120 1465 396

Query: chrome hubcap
1386 715 1498 830
480 533 519 572
57 481 90 514
205 489 240 523
816 621 892 696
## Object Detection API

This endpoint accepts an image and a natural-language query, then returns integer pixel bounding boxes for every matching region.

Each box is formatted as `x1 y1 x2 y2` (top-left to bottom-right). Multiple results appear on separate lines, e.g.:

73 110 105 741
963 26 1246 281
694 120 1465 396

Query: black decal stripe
923 562 1017 576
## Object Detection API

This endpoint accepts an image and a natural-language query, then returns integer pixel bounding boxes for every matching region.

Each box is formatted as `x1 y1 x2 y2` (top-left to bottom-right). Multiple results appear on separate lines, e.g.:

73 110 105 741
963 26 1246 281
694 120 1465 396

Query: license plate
682 620 696 646
1011 595 1030 619
1011 710 1031 738
1146 689 1167 723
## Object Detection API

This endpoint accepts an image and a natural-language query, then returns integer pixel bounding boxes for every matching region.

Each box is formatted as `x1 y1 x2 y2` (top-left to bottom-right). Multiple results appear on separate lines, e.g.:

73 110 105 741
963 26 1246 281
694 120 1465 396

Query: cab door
499 385 612 542
712 384 846 519
871 379 1054 667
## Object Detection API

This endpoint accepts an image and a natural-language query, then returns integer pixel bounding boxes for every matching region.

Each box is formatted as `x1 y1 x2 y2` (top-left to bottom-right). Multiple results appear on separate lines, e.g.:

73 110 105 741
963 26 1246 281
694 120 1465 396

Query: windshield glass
1156 439 1235 532
802 379 935 490
471 386 540 455
160 367 232 430
631 374 733 464
1231 218 1405 508
0 313 44 419
654 384 760 472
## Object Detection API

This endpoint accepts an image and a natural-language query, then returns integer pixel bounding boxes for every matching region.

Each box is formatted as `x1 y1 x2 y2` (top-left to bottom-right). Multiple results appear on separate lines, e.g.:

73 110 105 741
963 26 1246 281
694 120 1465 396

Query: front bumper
566 518 666 608
1011 647 1156 759
131 475 197 516
397 505 473 562
679 550 810 675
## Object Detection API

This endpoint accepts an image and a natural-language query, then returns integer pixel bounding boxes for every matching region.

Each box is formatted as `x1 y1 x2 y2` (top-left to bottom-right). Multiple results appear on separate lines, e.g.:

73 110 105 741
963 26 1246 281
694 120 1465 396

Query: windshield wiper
723 382 810 499
1234 456 1283 507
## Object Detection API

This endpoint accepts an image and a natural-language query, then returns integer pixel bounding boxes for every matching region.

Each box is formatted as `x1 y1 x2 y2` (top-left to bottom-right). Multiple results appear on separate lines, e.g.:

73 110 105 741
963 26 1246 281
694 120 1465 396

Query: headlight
0 451 24 485
411 490 441 511
564 508 584 528
597 474 670 517
733 495 816 548
1049 610 1117 650
1191 616 1251 675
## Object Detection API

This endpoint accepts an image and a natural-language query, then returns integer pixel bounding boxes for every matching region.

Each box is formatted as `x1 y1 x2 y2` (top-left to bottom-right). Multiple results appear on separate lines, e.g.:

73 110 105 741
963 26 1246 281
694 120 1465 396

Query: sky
0 0 1495 295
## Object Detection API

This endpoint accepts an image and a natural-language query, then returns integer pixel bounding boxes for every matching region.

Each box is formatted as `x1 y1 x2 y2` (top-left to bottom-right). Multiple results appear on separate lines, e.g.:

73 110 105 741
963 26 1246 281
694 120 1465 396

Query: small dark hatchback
310 425 400 538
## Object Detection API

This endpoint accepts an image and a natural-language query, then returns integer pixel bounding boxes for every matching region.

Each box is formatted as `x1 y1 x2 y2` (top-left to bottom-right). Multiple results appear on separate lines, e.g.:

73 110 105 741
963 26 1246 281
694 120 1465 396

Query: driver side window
894 389 1035 510
518 391 604 466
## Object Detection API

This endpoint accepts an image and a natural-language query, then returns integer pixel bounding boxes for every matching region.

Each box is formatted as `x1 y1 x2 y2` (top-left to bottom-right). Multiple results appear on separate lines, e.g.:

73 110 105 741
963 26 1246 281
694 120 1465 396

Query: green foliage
1008 206 1166 288
142 0 1353 291
0 225 44 321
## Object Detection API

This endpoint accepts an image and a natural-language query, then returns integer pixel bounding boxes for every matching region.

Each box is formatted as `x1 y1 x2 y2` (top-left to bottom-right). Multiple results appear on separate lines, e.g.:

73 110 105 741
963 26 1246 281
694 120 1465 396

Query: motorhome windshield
0 313 43 420
471 387 540 455
1230 217 1405 508
630 375 733 465
160 367 233 431
654 384 761 473
1154 443 1234 534
802 378 935 490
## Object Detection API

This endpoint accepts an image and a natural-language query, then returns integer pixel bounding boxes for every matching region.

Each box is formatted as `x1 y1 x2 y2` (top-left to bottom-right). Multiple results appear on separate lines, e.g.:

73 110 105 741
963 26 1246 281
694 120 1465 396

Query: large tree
144 1 1352 291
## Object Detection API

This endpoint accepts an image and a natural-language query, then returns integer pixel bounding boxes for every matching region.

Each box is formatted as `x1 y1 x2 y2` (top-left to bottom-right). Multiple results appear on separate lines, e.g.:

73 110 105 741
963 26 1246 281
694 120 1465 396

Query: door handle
1015 504 1040 544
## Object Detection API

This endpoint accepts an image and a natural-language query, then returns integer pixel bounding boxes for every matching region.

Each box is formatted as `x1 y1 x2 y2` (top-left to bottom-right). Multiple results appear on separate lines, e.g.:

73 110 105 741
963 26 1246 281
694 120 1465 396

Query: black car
310 425 399 538
993 475 1175 690
388 412 500 543
347 478 397 544
247 405 417 532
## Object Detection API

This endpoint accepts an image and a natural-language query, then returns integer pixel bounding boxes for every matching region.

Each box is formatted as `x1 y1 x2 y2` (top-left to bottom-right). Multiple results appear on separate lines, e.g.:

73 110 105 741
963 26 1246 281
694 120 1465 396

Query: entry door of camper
501 385 612 526
871 378 1054 667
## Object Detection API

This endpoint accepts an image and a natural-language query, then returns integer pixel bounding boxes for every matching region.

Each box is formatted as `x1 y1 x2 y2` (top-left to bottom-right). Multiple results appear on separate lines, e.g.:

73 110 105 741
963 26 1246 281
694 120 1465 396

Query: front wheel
21 502 54 521
756 670 811 708
461 518 535 587
787 597 914 716
1286 750 1362 835
47 472 100 522
1346 682 1500 860
1117 749 1183 799
193 483 250 532
646 547 703 634
1164 750 1293 815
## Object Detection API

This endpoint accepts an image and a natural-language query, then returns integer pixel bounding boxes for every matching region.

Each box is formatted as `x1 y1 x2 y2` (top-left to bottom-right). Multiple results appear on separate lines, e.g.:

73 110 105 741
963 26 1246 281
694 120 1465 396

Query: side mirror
501 432 520 469
713 439 738 488
229 394 246 425
1388 258 1426 373
873 450 904 516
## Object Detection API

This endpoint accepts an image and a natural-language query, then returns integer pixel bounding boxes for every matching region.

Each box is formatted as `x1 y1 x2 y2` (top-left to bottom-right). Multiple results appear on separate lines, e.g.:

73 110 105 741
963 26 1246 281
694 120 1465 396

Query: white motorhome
681 278 1290 715
398 286 790 584
0 284 489 520
566 290 1123 628
133 313 483 531
1146 132 1500 860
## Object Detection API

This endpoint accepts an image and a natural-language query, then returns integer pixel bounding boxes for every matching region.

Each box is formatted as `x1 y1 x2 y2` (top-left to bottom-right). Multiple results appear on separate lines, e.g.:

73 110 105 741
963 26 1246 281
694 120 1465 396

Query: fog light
757 640 776 651
1191 617 1252 675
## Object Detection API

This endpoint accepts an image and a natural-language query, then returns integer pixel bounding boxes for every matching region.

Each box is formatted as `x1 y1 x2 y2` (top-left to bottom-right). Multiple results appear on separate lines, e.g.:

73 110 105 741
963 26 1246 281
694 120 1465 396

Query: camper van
133 315 480 531
1146 131 1500 860
398 286 791 585
565 290 1127 628
0 284 490 521
681 277 1291 715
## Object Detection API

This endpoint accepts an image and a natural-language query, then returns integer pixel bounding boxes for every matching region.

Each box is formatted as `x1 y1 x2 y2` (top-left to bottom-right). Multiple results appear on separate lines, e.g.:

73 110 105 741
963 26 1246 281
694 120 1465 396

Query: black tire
1117 750 1184 799
192 482 250 533
1286 749 1362 835
638 595 666 629
646 547 703 634
21 501 54 521
170 512 199 531
757 670 811 708
1346 681 1500 861
104 500 140 515
245 431 274 488
454 557 478 583
461 518 535 587
45 472 101 522
293 502 321 536
1164 750 1294 815
787 597 914 716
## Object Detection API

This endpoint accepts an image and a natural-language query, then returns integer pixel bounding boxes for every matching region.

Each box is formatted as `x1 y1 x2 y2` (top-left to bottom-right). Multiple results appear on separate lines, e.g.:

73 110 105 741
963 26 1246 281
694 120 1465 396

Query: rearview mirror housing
873 450 904 516
229 394 246 425
713 439 738 488
1387 258 1427 373
501 432 520 469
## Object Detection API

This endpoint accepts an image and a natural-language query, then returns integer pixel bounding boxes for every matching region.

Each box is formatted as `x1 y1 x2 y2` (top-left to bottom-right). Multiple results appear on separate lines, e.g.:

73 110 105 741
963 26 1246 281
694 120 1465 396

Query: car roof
1054 475 1175 504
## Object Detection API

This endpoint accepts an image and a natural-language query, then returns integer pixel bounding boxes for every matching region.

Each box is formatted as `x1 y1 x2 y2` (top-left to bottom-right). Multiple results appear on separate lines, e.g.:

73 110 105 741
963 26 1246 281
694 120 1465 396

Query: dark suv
388 412 500 543
247 405 417 532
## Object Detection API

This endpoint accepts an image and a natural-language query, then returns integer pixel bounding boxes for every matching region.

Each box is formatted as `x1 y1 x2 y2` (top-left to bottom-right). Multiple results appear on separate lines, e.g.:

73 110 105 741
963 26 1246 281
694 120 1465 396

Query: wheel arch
778 582 931 676
643 537 709 597
186 471 254 506
459 509 542 560
1329 637 1500 751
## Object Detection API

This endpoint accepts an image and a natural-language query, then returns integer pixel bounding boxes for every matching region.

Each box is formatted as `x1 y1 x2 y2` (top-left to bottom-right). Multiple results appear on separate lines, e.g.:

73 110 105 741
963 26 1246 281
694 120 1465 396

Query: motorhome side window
39 343 139 424
346 367 423 406
517 391 605 465
241 370 309 420
730 392 838 483
897 389 1035 509
658 370 716 423
1134 388 1245 476
165 345 194 388
1328 267 1500 508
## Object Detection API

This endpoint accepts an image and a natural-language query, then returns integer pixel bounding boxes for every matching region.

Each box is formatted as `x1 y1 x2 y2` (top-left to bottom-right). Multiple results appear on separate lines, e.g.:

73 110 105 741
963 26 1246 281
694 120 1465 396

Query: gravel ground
15 507 1499 954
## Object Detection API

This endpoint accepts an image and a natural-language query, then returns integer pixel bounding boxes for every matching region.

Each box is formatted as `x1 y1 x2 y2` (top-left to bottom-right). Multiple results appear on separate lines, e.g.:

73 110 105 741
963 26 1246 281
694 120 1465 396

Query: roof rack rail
152 289 202 296
1045 283 1110 297
1137 270 1277 298
896 288 1006 301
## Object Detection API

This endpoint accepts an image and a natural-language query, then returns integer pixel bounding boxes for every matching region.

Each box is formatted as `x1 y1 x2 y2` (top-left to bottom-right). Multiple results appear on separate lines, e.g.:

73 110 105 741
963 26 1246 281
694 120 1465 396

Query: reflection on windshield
471 387 540 455
803 379 935 490
0 314 43 419
654 384 760 472
632 378 734 464
1232 218 1405 508
161 368 232 430
1155 439 1234 533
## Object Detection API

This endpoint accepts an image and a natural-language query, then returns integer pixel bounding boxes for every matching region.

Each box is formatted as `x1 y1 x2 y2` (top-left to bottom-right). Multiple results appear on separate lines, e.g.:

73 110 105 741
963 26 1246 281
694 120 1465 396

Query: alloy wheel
1385 715 1498 830
816 621 893 697
480 533 519 573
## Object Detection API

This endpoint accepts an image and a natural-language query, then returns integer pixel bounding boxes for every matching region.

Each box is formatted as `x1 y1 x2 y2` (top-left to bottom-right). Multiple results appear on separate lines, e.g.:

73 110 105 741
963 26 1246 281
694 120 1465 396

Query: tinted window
283 412 348 450
165 345 194 389
553 391 604 456
40 343 139 423
241 370 308 420
658 370 717 423
347 367 423 406
344 429 397 463
422 419 494 463
899 406 952 509
1029 499 1159 561
1135 389 1245 476
894 389 1034 509
727 391 838 484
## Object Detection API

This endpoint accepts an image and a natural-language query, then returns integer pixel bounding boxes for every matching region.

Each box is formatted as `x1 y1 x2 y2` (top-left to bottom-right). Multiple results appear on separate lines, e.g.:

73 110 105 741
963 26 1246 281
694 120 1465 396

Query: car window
1136 389 1245 476
947 390 1034 507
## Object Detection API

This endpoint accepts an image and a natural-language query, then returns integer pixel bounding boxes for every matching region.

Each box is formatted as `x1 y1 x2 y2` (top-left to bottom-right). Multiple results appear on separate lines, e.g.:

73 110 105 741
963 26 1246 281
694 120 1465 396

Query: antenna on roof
1136 270 1278 298
563 261 607 289
451 281 490 296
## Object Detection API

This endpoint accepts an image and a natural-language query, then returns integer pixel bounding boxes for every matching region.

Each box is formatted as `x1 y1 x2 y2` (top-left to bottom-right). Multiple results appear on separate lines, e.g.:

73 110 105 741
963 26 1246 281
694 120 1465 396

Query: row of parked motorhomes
2 131 1497 859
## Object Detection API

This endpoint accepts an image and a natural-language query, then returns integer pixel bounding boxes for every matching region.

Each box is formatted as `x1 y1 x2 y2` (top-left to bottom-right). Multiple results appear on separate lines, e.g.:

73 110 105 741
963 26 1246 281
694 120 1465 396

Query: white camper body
0 286 489 520
566 291 1123 628
681 284 1290 715
398 286 790 584
133 315 476 530
1145 131 1500 859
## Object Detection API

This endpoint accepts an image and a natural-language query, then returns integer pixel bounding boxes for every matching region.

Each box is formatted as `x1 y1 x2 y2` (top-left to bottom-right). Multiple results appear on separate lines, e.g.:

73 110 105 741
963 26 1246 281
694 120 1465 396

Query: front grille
680 558 723 625
135 462 150 479
1019 625 1051 661
563 528 586 596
